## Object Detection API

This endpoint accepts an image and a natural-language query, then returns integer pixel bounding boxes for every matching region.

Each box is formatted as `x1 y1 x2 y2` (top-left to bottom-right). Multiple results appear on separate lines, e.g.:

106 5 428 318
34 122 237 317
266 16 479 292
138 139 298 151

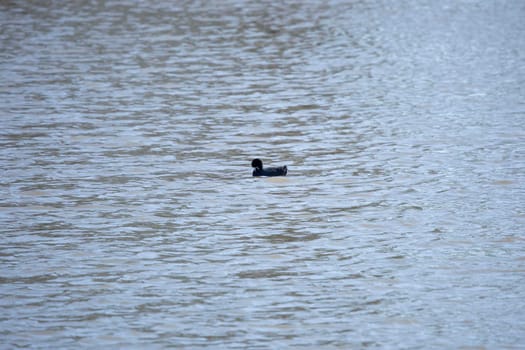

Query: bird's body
251 158 287 177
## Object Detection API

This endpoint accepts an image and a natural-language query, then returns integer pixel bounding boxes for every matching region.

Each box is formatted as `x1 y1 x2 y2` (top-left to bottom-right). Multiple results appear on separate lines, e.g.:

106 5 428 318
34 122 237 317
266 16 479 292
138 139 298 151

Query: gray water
1 0 525 348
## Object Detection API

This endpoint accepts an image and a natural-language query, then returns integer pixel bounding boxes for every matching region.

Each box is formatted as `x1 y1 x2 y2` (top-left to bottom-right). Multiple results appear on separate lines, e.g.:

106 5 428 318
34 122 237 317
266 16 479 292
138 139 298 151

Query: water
1 0 524 348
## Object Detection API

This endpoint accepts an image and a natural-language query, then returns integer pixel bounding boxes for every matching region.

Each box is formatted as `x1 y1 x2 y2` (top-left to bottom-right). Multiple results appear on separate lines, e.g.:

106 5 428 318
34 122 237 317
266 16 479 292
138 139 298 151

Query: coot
251 158 287 177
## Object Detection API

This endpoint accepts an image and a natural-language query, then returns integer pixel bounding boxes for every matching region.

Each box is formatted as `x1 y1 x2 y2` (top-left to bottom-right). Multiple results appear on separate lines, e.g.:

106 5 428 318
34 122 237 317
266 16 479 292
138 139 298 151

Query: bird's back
253 165 287 177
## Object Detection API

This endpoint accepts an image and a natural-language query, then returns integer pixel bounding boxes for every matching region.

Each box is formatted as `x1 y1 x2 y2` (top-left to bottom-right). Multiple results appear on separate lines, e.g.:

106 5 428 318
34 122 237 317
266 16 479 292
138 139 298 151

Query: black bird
251 158 287 177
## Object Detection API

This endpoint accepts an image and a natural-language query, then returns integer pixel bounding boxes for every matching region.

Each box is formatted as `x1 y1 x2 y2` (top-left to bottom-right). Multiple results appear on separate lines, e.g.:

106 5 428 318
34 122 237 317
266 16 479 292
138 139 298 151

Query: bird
251 158 287 177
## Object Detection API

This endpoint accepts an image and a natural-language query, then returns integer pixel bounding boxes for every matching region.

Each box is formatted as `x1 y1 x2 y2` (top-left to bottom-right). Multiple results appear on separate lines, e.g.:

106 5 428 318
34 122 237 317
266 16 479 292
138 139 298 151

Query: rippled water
1 0 525 348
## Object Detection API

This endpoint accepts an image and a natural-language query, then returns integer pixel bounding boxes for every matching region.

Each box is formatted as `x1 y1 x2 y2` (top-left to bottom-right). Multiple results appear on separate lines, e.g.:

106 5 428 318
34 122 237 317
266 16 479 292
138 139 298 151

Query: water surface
1 0 524 348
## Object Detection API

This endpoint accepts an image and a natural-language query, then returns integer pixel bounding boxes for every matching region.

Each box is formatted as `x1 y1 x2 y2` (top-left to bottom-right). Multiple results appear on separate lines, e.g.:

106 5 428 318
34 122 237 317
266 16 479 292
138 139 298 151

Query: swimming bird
251 158 287 177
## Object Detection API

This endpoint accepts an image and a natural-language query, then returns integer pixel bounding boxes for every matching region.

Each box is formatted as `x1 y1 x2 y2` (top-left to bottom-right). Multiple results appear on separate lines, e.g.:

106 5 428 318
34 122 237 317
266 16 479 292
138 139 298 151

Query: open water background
1 0 524 348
